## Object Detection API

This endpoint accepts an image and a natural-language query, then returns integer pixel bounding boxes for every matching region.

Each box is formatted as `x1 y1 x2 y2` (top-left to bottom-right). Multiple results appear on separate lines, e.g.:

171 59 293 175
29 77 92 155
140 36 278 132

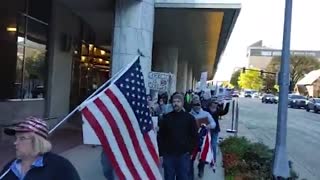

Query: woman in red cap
0 117 80 180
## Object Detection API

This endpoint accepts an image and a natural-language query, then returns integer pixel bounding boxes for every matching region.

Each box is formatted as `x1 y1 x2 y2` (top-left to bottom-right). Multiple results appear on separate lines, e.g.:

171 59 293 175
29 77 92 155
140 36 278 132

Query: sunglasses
192 103 201 106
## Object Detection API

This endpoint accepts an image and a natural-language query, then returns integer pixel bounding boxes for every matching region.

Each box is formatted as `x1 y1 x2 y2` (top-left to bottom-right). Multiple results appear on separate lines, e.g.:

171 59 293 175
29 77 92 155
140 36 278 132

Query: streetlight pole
273 0 292 178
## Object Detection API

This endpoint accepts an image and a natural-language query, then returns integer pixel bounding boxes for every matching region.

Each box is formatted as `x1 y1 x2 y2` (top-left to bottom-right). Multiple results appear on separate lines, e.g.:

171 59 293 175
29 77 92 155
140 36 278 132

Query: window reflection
15 45 25 98
26 18 47 47
23 47 46 99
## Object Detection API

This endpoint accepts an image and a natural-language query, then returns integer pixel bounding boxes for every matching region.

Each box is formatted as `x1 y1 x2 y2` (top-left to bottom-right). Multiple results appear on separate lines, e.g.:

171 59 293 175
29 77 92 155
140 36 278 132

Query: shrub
220 136 298 180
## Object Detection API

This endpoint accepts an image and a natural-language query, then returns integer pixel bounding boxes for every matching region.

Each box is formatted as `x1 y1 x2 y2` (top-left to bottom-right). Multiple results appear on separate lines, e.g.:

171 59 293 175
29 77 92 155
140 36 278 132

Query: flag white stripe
85 103 134 179
148 130 159 156
99 93 148 179
110 85 162 179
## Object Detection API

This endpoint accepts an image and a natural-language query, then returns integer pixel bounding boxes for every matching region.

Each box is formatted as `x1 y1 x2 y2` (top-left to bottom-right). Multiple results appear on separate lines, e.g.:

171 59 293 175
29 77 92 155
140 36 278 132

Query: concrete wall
46 1 81 127
0 100 45 125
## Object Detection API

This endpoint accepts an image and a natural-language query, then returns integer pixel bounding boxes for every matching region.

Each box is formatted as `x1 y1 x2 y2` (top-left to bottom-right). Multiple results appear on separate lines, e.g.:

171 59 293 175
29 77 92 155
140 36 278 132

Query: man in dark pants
158 93 198 180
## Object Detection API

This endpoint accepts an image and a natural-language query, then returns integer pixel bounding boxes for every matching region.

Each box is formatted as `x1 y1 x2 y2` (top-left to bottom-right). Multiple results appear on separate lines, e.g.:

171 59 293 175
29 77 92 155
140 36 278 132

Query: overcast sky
214 0 320 81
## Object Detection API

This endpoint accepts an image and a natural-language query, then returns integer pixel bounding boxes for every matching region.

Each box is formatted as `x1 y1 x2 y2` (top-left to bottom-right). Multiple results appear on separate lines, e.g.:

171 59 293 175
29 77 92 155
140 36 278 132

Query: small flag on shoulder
79 56 162 180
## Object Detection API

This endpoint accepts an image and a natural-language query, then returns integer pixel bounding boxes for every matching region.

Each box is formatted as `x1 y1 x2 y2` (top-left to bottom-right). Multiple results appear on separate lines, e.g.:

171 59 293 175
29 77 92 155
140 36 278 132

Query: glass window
22 47 46 99
26 17 48 47
14 45 25 98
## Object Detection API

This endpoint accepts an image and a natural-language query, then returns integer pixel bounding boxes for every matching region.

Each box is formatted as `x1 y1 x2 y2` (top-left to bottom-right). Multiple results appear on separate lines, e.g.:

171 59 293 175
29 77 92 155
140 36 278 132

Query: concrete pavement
224 97 320 180
62 144 225 180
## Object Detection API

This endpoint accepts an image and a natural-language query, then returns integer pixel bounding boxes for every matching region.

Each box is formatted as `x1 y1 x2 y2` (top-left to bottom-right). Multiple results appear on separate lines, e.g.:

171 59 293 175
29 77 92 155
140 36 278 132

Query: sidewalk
218 114 258 142
62 144 225 180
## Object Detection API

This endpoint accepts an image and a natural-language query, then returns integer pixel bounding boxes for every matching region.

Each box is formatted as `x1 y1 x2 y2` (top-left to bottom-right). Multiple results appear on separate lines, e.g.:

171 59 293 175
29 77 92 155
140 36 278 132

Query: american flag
80 57 162 180
191 126 214 166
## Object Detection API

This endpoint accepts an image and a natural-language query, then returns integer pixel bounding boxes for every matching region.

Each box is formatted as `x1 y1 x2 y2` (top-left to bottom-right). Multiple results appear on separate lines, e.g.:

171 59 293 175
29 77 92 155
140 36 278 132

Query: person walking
157 93 198 180
189 95 216 179
0 117 80 180
205 101 221 170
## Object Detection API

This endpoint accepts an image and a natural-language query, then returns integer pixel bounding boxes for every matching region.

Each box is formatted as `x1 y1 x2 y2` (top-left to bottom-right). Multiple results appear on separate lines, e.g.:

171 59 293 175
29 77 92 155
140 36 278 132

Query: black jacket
0 152 80 180
157 110 198 156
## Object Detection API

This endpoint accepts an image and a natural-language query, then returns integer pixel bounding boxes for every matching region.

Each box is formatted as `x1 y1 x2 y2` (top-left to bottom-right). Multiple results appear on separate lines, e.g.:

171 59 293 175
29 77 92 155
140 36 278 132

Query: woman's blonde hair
32 133 52 155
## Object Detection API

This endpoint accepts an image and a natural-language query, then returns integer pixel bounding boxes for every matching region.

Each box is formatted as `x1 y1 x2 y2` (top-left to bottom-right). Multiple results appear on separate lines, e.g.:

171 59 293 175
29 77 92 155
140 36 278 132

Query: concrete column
186 63 193 91
152 46 178 93
176 58 188 93
112 0 155 93
46 2 81 127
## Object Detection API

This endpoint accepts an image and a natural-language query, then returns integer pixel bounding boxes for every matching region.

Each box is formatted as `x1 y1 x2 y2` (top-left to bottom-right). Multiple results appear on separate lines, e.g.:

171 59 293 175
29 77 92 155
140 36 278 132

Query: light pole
273 0 292 178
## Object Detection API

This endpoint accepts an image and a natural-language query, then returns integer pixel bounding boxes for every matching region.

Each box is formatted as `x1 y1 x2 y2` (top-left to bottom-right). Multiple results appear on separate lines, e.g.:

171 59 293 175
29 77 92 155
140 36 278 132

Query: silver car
306 98 320 113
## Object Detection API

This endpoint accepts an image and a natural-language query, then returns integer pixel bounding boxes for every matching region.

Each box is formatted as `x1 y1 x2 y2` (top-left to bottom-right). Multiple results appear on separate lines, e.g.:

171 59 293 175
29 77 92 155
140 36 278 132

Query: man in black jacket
158 93 198 180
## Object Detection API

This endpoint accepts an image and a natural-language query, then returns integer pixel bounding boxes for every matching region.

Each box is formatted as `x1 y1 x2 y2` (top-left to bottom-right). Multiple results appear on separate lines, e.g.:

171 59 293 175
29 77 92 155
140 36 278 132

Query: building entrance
69 43 111 110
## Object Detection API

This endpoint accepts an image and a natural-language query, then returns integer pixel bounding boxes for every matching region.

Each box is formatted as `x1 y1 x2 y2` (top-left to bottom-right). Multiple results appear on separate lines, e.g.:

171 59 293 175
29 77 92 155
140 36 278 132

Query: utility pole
273 0 292 178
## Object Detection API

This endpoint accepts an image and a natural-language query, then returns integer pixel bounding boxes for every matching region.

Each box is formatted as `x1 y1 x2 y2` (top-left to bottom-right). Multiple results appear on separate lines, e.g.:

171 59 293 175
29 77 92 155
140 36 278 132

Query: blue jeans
211 132 219 162
101 151 116 180
163 153 191 180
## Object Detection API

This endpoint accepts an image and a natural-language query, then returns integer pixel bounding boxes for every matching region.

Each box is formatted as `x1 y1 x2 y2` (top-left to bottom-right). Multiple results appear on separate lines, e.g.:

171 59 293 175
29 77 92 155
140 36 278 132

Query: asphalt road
237 97 320 180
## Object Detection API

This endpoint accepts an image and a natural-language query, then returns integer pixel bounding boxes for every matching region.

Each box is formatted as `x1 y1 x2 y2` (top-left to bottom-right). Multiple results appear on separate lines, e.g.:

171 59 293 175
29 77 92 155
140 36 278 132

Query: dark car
244 92 252 98
306 98 320 113
262 94 278 104
288 94 307 109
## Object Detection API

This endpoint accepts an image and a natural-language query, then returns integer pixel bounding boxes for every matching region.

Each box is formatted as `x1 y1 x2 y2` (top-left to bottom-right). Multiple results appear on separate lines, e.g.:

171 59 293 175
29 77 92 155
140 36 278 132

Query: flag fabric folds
191 125 214 166
80 57 162 180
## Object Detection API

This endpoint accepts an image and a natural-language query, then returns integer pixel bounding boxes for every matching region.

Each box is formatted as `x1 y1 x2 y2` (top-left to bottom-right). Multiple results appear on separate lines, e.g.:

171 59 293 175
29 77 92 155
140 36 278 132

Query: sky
214 0 320 82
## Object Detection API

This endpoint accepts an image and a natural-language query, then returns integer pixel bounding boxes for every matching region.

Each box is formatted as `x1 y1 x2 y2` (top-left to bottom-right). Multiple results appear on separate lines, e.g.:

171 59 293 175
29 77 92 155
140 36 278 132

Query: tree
238 69 263 90
230 70 241 89
265 55 320 92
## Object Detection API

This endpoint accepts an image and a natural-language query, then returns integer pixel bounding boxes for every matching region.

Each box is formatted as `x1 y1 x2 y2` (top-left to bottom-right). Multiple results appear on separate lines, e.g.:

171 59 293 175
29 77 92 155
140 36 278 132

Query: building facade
0 0 241 127
247 40 320 70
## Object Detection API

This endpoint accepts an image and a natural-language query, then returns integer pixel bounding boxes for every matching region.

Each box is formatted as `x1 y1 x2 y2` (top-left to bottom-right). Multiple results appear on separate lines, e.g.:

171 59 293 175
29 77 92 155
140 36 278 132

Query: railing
226 99 239 136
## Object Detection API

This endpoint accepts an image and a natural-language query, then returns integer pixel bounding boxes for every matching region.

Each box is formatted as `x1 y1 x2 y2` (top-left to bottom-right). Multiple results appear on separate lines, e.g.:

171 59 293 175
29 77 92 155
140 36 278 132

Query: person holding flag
0 117 80 180
189 95 216 179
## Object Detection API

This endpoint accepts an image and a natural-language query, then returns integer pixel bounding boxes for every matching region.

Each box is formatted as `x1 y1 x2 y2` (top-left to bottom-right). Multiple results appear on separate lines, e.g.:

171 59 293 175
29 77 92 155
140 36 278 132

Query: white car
252 93 259 98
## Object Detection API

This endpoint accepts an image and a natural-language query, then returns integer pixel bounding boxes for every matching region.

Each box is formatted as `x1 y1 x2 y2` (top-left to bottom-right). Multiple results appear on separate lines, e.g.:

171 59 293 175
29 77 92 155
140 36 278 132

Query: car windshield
314 99 320 103
290 95 306 99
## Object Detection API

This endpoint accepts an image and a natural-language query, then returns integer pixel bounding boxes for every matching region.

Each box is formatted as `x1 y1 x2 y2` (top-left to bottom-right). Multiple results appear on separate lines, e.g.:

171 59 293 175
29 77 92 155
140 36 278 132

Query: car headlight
292 100 296 103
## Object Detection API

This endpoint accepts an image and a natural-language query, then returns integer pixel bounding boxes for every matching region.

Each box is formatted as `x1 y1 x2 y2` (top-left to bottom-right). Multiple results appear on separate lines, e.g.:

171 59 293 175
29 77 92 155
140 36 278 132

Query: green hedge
220 136 298 180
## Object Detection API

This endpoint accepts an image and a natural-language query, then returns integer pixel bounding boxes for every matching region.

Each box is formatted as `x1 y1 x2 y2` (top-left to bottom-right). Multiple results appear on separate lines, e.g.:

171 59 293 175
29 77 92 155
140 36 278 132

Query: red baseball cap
4 117 49 139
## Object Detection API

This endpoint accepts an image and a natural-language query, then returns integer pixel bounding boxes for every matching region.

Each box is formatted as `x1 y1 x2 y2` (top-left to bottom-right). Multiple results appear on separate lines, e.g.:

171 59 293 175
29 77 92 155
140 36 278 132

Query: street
236 97 320 180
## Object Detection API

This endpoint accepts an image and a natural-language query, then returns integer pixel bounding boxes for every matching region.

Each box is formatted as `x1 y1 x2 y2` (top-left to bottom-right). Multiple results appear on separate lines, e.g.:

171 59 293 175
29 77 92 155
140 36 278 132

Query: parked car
306 98 320 113
262 94 278 104
232 91 239 97
288 94 307 109
252 93 260 98
244 91 252 98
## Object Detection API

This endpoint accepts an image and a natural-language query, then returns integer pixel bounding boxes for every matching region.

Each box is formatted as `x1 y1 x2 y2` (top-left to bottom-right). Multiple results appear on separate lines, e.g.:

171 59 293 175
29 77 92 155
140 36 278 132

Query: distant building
247 40 320 70
296 69 320 97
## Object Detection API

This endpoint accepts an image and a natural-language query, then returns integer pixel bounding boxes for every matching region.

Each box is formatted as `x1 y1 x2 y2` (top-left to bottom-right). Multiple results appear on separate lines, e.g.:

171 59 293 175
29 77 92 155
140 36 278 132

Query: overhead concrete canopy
154 2 240 79
57 0 240 79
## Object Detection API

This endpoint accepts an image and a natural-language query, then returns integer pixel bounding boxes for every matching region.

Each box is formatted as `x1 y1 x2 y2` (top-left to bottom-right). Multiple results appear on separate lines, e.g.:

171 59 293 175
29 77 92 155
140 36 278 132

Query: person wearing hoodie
189 95 216 179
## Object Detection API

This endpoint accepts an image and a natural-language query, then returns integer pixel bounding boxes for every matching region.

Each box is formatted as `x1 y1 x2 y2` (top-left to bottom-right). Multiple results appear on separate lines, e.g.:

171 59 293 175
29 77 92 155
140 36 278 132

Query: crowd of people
155 90 229 180
0 90 229 180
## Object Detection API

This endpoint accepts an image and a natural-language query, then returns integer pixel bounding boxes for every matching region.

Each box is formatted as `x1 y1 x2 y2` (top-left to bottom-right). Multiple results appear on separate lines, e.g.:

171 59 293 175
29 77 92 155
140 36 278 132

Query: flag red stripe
106 89 157 179
94 98 141 179
201 133 210 161
82 107 126 180
144 134 160 165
